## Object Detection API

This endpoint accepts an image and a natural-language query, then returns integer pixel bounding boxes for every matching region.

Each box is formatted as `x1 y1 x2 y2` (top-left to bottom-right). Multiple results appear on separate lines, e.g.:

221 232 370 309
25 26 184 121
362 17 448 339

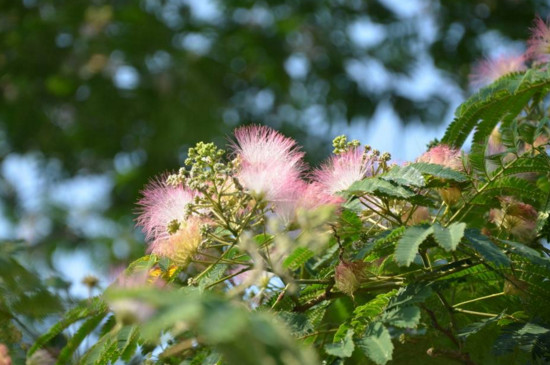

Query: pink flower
136 179 202 263
312 148 370 196
469 55 526 88
148 217 203 264
274 182 343 222
527 16 550 63
417 145 464 171
232 125 305 203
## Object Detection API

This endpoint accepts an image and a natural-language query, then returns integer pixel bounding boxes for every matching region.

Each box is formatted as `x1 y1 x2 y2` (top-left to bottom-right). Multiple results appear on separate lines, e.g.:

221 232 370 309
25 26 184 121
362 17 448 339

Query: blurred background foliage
0 0 549 293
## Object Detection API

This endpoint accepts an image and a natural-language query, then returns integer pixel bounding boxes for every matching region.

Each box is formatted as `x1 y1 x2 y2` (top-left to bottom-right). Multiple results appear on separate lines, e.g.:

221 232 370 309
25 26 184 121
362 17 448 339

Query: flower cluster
136 126 393 264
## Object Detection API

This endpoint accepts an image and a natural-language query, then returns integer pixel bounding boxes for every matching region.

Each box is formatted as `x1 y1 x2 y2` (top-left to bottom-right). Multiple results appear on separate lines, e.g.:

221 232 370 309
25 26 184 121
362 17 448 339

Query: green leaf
471 176 544 206
56 312 108 365
432 222 465 252
382 306 421 328
346 177 415 199
198 263 228 292
325 329 355 358
394 225 433 267
442 68 550 148
458 313 504 339
387 284 432 309
407 162 468 182
381 165 425 187
28 297 107 356
356 322 394 365
465 230 510 267
283 247 315 270
498 155 550 177
499 239 550 268
253 233 273 246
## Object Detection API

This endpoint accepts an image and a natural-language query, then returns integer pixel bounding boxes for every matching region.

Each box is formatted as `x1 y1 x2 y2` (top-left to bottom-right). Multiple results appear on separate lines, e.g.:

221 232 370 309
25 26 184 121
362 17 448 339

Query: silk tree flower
232 125 305 205
136 179 203 264
527 17 550 63
417 145 464 205
312 148 369 196
274 181 343 223
490 196 538 243
469 55 526 88
417 145 464 171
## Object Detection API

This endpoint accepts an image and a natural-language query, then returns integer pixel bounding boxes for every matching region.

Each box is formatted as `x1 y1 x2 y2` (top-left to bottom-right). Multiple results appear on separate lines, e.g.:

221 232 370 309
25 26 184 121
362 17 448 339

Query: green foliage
23 36 550 365
394 225 433 267
356 322 394 365
432 222 465 252
346 177 415 199
464 230 511 267
324 329 355 358
406 162 468 182
442 68 550 149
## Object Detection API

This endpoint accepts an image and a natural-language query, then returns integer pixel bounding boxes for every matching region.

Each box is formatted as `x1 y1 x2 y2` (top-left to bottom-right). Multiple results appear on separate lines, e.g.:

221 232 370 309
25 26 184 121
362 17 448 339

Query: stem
294 279 333 284
298 329 337 340
453 308 500 318
271 283 290 310
205 267 251 289
452 292 505 308
421 304 459 347
191 242 237 283
446 157 521 225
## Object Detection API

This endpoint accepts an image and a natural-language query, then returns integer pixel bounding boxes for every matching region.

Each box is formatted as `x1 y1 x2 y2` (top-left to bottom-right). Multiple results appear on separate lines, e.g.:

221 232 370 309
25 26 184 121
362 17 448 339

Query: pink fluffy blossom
469 55 526 88
148 217 203 263
136 179 196 242
527 16 550 63
417 145 464 171
274 181 343 222
232 125 305 203
312 148 369 196
136 179 202 263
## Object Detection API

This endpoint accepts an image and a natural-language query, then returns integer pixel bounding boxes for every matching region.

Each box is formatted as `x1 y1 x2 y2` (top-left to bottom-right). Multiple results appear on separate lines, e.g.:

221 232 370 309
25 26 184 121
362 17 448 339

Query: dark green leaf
465 230 510 267
407 162 468 182
356 322 393 365
395 225 433 267
432 222 465 252
382 165 425 187
325 329 355 358
382 306 421 328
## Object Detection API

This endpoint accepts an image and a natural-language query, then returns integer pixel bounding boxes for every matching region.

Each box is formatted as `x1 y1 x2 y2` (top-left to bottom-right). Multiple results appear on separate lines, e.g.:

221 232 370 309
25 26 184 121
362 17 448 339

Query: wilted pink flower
232 125 305 204
417 145 464 171
527 16 550 63
313 148 369 196
335 260 367 297
470 55 526 88
136 179 203 264
489 196 538 243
